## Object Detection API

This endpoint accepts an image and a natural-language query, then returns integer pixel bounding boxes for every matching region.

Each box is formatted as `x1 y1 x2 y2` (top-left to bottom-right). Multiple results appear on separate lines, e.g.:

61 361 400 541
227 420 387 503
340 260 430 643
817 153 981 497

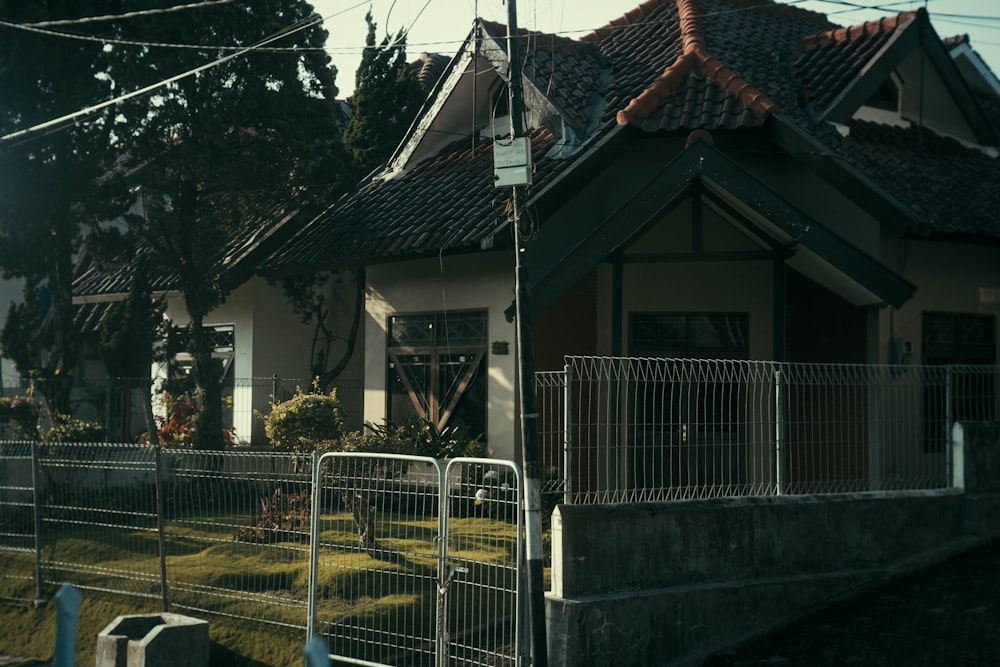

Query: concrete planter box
96 613 209 667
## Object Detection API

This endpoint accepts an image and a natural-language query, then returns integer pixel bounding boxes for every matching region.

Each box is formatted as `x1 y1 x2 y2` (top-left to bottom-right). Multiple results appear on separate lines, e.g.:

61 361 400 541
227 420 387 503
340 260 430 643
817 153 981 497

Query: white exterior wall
365 252 519 460
0 278 24 386
162 276 339 444
621 261 774 359
880 236 1000 363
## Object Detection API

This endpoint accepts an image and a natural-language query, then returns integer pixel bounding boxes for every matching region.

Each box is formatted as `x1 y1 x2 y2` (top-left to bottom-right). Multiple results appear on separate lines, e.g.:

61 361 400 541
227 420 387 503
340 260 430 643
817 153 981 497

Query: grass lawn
0 508 523 666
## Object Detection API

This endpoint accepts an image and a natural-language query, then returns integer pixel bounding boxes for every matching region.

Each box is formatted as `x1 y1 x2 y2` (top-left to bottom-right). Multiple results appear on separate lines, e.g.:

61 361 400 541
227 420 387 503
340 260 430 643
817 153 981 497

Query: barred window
387 311 487 437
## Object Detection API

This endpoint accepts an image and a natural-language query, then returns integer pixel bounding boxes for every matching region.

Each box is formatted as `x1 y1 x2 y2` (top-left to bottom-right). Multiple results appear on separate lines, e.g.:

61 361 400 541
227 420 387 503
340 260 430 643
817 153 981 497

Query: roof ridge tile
800 9 920 51
616 0 780 127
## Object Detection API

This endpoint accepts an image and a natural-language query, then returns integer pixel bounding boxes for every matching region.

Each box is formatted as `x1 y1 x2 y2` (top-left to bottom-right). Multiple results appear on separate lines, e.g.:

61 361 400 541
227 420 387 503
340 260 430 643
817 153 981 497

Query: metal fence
537 357 1000 504
308 453 523 667
0 443 313 629
0 443 524 665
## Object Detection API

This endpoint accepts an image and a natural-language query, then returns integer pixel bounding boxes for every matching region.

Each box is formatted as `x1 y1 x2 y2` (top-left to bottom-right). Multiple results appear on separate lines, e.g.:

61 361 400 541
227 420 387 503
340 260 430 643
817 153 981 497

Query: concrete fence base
546 422 1000 666
96 613 209 667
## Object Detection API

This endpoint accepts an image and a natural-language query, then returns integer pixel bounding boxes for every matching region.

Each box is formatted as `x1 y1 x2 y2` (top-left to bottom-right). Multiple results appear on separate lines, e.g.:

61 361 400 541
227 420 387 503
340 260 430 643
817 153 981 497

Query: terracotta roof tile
411 52 450 92
254 1 1000 274
839 120 1000 237
795 11 919 112
615 0 785 127
480 20 610 134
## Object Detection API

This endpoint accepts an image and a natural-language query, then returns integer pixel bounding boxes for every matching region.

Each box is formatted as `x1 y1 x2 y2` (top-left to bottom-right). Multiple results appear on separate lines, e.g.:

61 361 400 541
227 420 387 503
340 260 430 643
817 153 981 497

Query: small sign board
494 137 532 187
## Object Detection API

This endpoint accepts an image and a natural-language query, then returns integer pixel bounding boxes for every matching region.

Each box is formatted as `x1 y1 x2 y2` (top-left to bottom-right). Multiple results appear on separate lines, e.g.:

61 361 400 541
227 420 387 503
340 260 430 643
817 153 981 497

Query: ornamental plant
42 412 104 443
260 380 345 453
142 391 236 448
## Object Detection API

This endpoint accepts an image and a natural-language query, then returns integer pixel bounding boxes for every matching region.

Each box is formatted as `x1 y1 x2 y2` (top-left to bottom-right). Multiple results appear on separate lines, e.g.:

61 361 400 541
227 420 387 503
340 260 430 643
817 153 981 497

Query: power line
0 18 327 52
1 12 332 144
21 0 234 27
0 0 373 53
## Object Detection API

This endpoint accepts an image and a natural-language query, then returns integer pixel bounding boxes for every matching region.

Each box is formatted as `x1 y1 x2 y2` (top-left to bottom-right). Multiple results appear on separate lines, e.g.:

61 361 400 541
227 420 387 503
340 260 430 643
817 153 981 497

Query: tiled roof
74 300 120 335
411 52 450 92
613 0 781 128
263 0 1000 272
73 198 307 299
480 20 611 136
943 34 970 51
269 128 570 269
838 120 1000 238
795 11 918 113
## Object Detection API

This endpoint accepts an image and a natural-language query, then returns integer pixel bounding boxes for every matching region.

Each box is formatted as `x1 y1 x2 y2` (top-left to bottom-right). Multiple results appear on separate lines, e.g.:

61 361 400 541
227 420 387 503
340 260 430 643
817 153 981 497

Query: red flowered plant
141 392 235 448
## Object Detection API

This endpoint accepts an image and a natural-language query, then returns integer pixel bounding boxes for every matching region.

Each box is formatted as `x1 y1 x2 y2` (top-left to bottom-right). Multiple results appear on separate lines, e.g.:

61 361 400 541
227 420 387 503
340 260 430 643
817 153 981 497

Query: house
71 194 366 444
67 53 453 444
266 0 1000 463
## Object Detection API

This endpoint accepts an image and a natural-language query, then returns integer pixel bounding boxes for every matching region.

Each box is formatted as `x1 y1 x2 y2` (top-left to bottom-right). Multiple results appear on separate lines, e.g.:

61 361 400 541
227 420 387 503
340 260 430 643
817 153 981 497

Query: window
625 313 752 493
922 312 997 452
630 313 749 359
865 77 900 112
387 311 487 436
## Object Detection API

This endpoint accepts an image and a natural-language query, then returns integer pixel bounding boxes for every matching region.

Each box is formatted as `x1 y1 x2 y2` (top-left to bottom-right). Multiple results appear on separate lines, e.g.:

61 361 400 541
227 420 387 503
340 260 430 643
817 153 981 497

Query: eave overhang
519 137 915 320
816 10 997 146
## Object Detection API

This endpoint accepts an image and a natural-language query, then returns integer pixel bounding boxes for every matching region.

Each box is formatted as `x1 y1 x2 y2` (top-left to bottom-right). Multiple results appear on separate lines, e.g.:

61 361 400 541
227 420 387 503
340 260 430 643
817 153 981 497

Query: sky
311 0 1000 98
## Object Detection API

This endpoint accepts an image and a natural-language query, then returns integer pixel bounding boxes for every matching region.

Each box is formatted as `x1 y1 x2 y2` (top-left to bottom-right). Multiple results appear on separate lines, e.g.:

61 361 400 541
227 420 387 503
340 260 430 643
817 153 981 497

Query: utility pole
503 1 548 664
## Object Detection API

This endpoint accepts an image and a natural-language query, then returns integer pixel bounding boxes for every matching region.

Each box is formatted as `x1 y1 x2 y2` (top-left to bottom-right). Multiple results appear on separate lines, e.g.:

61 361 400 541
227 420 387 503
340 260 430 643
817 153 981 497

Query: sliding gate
308 453 524 666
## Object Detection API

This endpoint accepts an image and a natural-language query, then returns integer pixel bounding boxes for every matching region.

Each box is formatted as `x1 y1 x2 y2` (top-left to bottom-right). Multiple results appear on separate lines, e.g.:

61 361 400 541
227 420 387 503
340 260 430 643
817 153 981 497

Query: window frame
386 310 488 434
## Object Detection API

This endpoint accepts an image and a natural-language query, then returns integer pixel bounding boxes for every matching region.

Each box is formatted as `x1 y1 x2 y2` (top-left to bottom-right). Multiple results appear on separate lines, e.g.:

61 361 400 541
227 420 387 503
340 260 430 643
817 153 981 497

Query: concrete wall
546 421 1000 667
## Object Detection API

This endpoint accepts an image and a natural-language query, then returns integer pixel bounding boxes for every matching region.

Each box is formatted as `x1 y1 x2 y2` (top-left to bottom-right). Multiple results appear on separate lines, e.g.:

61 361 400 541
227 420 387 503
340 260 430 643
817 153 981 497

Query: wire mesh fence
441 458 523 667
162 450 314 628
0 442 315 630
1 444 525 664
537 358 1000 504
0 441 39 605
308 454 524 667
36 443 161 599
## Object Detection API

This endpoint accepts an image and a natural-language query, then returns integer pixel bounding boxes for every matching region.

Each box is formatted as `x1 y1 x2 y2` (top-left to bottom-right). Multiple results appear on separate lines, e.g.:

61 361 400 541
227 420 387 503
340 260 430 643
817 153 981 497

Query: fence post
774 366 784 496
945 365 954 483
563 363 572 505
31 441 43 603
307 450 321 639
153 442 169 612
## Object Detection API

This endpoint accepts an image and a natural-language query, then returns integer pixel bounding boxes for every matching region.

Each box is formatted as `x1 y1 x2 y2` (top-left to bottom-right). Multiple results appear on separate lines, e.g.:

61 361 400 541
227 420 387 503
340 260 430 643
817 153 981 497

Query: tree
343 11 425 178
0 1 131 408
97 271 166 443
93 0 350 449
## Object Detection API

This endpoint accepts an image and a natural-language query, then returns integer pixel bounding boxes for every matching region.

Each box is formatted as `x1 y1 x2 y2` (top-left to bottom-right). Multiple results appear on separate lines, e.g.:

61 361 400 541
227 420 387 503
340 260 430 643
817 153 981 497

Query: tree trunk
188 314 225 451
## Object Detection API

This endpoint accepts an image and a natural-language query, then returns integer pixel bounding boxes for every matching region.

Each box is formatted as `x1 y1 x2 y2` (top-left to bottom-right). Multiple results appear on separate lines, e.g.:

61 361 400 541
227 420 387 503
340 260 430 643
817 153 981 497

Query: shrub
42 412 105 443
261 381 345 453
362 417 487 459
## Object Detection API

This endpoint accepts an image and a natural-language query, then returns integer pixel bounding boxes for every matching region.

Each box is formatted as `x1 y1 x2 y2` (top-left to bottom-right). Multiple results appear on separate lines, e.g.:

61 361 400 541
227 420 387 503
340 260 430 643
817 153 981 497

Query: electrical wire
1 11 335 144
20 0 234 27
0 1 370 52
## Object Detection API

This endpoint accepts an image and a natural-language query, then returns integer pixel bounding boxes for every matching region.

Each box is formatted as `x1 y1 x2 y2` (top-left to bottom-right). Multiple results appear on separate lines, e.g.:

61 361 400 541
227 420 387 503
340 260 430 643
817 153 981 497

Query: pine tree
96 0 350 449
343 11 425 177
0 1 130 407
